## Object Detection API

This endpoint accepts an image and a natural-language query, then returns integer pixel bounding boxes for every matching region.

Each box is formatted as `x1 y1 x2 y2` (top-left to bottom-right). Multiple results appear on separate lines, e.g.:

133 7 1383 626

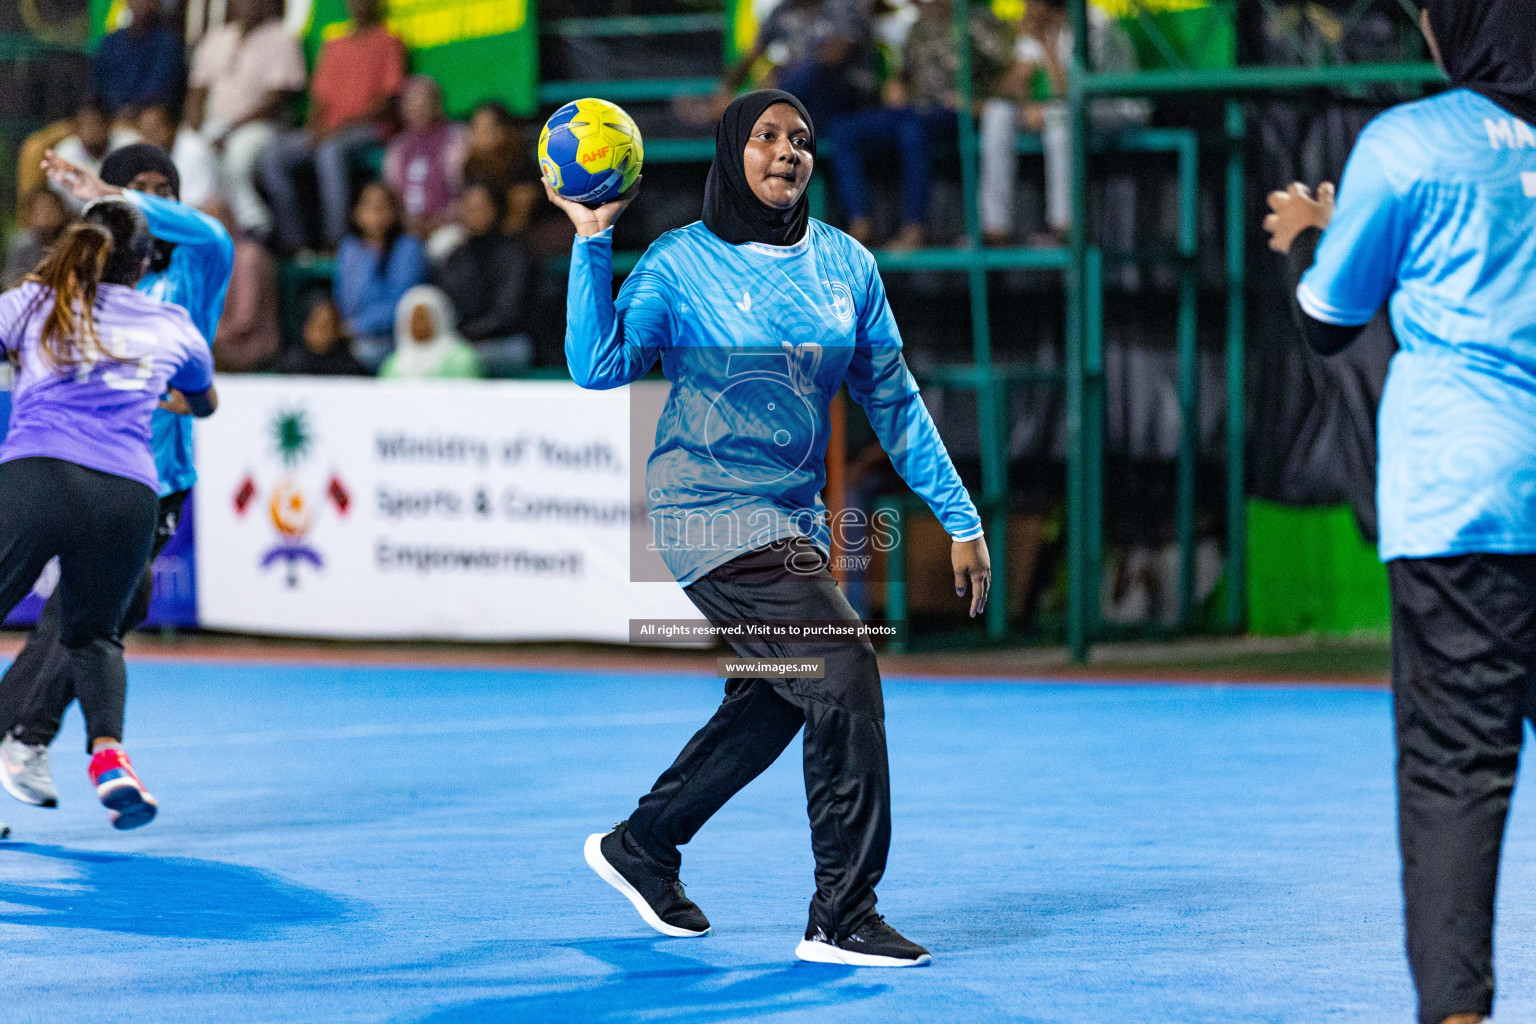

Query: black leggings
624 539 891 939
1391 553 1536 1024
0 491 186 750
0 458 158 749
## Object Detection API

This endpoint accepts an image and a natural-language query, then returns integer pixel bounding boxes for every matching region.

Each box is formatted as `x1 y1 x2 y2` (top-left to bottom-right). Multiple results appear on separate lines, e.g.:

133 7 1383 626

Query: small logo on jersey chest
824 281 854 323
736 291 752 313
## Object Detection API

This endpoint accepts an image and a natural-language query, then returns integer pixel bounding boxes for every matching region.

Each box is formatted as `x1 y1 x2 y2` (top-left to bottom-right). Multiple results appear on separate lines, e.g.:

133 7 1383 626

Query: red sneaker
88 748 158 830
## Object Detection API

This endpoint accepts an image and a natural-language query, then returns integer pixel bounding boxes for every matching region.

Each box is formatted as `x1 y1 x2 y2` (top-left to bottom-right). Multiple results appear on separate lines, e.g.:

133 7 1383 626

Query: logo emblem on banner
231 407 351 588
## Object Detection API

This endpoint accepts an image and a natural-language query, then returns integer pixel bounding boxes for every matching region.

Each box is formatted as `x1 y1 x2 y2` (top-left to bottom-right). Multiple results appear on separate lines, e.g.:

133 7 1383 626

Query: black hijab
1422 0 1536 125
100 142 182 273
702 90 816 246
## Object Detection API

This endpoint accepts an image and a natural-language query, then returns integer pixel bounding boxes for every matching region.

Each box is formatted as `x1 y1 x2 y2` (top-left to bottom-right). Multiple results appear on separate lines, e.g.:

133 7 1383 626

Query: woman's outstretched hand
952 536 992 619
544 179 641 238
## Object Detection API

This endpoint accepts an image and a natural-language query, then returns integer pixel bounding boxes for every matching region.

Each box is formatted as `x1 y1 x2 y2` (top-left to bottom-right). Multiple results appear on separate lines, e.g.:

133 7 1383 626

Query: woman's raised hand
42 150 117 203
544 179 641 238
1263 181 1335 254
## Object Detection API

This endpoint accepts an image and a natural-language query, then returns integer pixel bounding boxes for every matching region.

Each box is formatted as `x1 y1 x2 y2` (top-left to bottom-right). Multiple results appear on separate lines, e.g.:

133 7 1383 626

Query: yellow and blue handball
538 98 644 206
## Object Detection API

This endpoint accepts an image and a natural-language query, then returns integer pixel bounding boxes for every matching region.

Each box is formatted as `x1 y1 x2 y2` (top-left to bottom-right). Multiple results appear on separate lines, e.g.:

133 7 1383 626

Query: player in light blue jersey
559 90 989 967
0 144 232 814
1264 3 1536 1021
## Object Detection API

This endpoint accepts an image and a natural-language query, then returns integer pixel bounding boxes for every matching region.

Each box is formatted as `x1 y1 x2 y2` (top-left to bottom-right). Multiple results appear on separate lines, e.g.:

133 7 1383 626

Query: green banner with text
305 0 538 118
91 0 537 117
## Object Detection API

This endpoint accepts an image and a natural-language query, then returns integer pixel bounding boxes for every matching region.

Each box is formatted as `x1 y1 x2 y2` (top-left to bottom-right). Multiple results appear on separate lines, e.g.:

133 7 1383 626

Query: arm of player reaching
1295 131 1411 334
845 264 990 615
845 262 984 540
164 308 219 418
563 227 669 390
121 190 234 285
120 189 234 344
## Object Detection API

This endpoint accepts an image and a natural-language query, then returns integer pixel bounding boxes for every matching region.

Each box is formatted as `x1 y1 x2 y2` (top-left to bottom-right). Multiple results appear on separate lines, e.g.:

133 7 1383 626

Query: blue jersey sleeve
564 228 669 389
1298 129 1415 326
844 255 983 541
123 189 235 341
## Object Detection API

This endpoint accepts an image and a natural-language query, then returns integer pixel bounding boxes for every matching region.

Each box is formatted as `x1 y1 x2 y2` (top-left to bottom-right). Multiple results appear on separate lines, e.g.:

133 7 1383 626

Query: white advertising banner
194 377 702 641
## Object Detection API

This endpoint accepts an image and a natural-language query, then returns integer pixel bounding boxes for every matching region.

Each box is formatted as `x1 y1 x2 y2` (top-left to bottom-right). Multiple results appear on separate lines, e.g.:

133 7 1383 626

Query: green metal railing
1062 0 1441 660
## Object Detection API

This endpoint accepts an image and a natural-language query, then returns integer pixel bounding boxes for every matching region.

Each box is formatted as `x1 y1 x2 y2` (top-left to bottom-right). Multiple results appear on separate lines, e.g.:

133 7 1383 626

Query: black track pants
0 458 157 749
0 490 186 750
1390 554 1536 1024
624 540 892 938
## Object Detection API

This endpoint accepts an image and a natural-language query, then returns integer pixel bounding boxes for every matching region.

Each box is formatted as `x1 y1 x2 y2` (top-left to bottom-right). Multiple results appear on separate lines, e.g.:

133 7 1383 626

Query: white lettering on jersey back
1485 117 1536 150
1523 172 1536 198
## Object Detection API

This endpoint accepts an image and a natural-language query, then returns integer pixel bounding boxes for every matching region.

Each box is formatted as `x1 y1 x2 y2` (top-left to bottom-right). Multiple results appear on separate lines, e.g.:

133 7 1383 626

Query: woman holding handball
547 90 990 966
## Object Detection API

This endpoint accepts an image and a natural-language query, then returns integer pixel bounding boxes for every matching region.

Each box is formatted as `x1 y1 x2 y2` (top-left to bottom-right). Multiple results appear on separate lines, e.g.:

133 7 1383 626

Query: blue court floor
4 660 1536 1023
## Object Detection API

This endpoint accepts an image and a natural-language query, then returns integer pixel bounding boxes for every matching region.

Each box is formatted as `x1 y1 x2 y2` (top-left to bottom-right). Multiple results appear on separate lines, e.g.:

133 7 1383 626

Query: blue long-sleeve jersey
1299 89 1536 560
123 189 234 497
566 220 983 586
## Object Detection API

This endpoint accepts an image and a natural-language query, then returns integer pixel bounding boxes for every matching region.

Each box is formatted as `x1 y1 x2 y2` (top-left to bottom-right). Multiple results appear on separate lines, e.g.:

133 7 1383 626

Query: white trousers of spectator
979 99 1070 237
260 123 382 251
218 121 279 235
980 98 1148 239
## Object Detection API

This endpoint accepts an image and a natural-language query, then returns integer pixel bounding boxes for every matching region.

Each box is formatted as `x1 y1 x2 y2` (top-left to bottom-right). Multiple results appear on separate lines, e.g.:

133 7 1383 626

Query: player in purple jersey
0 144 232 813
0 197 217 830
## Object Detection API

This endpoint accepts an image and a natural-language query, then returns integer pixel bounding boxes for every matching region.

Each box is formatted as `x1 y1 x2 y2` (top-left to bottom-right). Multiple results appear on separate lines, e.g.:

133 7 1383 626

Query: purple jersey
0 281 213 491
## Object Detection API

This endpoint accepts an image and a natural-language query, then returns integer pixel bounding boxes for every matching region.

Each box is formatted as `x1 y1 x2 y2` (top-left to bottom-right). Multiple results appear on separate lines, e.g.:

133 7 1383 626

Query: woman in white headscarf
379 284 483 380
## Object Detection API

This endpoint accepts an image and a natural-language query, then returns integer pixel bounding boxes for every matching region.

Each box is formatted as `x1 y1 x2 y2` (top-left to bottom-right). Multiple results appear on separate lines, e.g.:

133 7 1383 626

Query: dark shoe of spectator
983 230 1014 248
1025 229 1068 249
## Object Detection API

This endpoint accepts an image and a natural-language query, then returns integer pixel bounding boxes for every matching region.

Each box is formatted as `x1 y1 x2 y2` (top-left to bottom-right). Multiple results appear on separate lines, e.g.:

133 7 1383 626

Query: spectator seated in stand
3 188 71 289
12 0 181 212
693 0 876 134
379 285 482 380
277 294 370 375
429 181 534 376
459 101 543 246
51 101 140 209
185 0 307 242
826 0 1012 249
259 0 405 254
93 0 186 122
136 104 220 210
204 199 280 372
385 76 468 247
336 181 428 372
979 0 1148 245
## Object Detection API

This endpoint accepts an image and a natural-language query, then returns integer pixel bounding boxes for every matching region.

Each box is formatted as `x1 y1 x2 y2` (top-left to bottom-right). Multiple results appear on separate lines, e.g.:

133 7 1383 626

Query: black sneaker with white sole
584 822 710 937
795 914 931 967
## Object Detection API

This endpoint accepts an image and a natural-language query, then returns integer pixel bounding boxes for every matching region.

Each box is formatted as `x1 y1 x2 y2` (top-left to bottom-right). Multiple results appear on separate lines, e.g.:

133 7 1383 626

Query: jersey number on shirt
73 326 158 392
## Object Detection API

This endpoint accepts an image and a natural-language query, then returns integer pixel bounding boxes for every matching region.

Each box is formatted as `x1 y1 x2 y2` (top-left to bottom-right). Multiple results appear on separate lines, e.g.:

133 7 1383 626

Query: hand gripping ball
538 98 644 206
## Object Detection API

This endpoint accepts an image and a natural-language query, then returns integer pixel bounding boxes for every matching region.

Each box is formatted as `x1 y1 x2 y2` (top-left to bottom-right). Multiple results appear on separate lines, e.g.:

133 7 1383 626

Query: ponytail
24 222 114 371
